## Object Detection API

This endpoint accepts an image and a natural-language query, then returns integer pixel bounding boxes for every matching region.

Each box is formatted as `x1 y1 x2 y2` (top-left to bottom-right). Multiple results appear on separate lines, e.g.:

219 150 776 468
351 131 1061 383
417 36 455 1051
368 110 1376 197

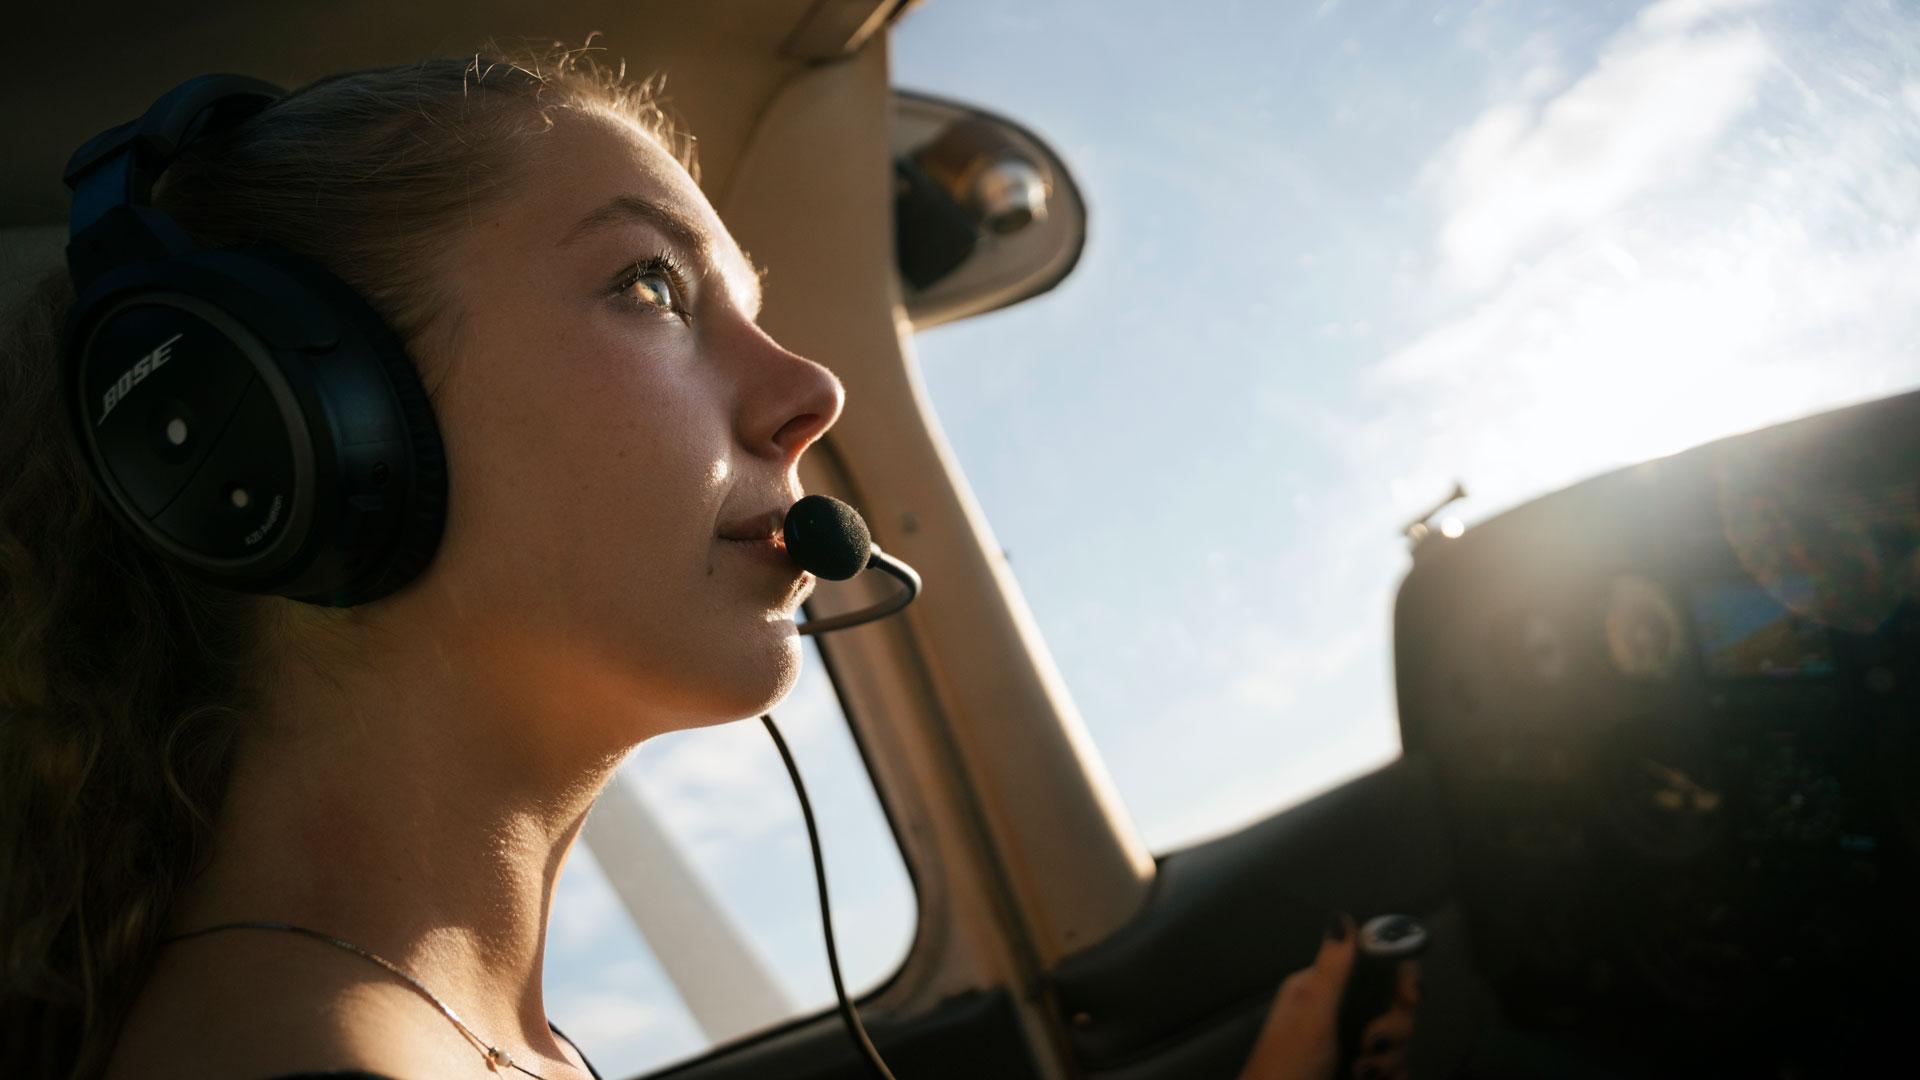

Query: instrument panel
1392 390 1920 1076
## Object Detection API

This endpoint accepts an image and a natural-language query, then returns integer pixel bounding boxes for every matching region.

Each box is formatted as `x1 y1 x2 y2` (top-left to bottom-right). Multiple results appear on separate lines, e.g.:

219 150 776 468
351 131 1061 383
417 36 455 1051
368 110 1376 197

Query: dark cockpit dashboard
1393 389 1920 1077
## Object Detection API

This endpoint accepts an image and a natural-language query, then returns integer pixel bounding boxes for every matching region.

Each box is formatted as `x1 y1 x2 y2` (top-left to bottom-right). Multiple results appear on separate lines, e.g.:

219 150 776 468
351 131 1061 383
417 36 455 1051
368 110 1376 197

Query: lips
717 508 788 544
721 533 803 577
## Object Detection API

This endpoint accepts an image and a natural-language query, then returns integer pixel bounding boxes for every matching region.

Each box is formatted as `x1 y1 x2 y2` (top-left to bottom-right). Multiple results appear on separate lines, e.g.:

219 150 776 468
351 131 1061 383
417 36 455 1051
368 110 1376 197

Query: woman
0 46 1414 1080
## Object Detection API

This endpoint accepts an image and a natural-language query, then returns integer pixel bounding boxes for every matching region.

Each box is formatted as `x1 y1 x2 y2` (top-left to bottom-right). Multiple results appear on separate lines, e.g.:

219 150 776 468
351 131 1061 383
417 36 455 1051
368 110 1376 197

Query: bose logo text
97 332 185 426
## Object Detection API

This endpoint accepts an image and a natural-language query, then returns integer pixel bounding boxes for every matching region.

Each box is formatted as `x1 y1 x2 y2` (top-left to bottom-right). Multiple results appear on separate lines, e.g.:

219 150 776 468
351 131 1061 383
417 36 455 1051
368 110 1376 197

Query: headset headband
64 75 285 291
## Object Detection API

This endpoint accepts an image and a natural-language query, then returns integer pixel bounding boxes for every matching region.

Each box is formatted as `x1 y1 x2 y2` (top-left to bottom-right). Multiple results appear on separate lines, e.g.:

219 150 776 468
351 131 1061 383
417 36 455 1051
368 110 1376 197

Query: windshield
893 0 1920 851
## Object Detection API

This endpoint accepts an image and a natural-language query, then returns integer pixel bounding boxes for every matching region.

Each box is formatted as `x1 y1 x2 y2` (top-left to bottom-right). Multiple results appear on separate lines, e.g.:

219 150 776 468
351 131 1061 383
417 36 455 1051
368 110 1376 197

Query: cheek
474 318 715 480
525 390 727 572
433 309 735 591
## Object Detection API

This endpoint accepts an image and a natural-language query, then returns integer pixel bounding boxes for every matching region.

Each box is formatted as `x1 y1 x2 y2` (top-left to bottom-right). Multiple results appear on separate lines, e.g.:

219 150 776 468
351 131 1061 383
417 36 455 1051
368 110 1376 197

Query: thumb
1312 911 1358 997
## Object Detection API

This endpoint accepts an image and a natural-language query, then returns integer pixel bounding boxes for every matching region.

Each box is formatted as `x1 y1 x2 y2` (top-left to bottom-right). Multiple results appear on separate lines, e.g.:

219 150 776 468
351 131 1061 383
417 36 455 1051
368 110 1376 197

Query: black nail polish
1327 912 1350 942
1369 1033 1395 1055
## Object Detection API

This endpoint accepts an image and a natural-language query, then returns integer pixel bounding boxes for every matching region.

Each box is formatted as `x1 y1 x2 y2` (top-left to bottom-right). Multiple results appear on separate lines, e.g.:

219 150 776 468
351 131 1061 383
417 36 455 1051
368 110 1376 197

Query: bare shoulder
104 940 482 1080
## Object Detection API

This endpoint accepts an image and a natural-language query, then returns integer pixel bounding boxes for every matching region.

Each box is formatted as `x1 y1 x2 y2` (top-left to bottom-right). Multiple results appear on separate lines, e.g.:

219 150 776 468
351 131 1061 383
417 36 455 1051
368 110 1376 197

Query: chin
737 637 806 720
690 628 806 726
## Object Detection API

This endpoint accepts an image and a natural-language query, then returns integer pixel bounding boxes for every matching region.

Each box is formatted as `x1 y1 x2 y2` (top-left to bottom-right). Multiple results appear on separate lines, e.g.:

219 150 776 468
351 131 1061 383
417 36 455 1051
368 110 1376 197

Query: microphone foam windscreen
783 494 872 581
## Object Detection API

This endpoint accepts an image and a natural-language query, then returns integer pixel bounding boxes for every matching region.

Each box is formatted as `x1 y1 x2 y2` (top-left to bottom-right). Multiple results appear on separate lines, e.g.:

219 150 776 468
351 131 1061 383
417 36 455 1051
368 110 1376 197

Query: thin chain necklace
161 920 566 1079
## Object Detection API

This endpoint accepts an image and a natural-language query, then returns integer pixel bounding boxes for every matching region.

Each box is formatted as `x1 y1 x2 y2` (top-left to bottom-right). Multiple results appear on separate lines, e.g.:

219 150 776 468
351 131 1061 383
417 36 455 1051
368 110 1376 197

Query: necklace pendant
486 1046 515 1070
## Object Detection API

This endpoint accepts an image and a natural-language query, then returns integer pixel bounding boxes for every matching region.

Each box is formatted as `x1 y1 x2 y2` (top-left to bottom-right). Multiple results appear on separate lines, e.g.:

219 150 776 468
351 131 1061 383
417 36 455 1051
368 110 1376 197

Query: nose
740 328 846 464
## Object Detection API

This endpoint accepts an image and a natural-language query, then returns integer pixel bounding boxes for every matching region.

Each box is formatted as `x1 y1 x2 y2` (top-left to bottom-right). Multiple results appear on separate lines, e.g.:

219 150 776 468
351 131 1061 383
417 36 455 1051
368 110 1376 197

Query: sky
543 1 1920 1075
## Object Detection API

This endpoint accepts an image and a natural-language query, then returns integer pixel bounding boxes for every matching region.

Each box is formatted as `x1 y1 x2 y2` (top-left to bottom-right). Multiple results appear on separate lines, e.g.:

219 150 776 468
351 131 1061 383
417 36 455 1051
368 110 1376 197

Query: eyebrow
559 193 765 319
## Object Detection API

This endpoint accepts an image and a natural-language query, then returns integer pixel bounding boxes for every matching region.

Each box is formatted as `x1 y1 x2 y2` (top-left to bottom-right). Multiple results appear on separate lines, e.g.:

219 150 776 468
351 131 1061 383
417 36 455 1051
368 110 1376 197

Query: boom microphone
783 494 922 636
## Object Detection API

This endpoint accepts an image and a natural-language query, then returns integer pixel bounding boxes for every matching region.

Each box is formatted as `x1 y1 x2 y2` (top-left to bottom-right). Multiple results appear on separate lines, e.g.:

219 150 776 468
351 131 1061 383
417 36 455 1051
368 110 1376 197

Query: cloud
1224 625 1372 714
549 843 628 951
1425 0 1772 296
547 992 673 1047
1366 219 1920 515
1363 0 1920 522
1636 0 1765 36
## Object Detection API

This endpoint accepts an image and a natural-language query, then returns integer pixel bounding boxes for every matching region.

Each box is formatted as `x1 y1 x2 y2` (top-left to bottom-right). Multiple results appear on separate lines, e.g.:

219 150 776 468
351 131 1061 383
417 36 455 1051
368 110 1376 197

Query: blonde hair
0 43 695 1079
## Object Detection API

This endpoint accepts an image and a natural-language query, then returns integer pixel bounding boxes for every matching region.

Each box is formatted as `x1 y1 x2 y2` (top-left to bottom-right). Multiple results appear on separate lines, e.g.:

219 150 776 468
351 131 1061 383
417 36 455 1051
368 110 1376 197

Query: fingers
1393 958 1421 1009
1352 962 1419 1080
1359 1006 1414 1049
1352 1049 1410 1078
1236 913 1359 1080
1350 1047 1411 1080
1352 1006 1415 1080
1312 911 1358 993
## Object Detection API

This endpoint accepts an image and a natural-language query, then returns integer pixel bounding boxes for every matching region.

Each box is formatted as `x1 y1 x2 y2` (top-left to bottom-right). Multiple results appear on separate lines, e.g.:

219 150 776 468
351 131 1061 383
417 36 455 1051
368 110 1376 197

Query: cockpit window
894 0 1920 851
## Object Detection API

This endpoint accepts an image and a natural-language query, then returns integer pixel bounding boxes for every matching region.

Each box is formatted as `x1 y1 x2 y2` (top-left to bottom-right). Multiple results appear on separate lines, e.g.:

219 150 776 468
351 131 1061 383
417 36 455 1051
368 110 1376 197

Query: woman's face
406 110 845 743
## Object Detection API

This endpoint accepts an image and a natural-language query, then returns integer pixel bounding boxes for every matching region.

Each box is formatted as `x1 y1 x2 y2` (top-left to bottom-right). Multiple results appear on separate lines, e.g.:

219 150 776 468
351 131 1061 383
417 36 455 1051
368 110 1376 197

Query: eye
611 252 694 319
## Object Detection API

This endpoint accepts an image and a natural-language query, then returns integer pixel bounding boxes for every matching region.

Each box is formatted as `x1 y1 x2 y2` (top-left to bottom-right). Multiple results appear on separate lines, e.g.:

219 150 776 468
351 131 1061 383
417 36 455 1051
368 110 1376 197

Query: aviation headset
60 73 448 609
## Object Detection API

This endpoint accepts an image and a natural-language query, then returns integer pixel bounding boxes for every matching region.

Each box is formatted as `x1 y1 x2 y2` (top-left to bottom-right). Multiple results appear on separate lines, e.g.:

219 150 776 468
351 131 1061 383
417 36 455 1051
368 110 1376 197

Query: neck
168 599 660 1056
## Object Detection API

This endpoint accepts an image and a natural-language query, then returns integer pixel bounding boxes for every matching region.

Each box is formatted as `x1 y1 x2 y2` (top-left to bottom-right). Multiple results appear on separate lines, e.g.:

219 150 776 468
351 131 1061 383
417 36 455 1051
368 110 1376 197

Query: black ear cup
65 244 448 608
61 75 450 608
244 247 448 608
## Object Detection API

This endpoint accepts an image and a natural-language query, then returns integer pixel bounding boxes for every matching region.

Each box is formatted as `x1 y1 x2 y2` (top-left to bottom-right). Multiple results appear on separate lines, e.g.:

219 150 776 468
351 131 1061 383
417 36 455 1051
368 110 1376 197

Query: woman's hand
1236 912 1422 1080
1237 913 1356 1080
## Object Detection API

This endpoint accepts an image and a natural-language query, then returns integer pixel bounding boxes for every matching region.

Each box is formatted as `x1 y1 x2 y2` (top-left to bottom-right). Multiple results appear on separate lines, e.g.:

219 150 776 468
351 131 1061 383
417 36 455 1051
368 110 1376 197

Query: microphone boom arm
795 545 921 636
